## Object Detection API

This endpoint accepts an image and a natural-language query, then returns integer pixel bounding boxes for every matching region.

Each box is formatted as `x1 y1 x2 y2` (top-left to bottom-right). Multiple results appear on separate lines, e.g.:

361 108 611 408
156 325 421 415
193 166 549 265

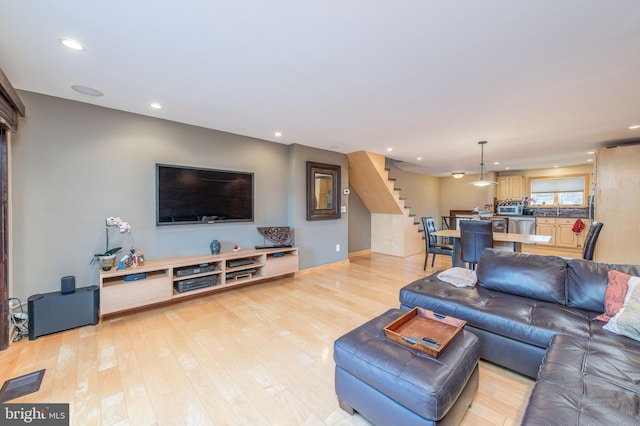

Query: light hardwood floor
0 252 535 425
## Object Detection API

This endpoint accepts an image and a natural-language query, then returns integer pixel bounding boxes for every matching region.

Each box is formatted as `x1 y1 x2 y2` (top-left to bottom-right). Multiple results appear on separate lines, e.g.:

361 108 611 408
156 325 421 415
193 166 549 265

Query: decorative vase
99 254 117 271
210 240 221 255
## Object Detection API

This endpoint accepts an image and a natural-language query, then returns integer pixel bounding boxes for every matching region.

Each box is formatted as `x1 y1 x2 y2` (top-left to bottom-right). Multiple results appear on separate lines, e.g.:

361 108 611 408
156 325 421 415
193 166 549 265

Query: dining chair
460 220 493 270
582 221 603 261
441 216 453 245
421 217 454 270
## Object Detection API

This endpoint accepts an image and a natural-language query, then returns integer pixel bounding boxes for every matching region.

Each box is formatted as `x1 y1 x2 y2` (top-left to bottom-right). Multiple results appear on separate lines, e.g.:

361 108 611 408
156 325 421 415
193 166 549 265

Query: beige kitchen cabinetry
497 176 525 200
535 218 556 246
556 218 588 248
99 247 298 316
535 218 588 249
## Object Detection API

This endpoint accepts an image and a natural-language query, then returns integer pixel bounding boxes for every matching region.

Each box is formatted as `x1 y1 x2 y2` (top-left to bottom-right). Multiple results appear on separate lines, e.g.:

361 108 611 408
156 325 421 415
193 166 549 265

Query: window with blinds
529 175 588 207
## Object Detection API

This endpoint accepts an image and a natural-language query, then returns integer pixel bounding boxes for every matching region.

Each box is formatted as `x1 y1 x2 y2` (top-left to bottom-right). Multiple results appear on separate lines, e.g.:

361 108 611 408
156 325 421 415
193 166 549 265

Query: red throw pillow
595 270 631 322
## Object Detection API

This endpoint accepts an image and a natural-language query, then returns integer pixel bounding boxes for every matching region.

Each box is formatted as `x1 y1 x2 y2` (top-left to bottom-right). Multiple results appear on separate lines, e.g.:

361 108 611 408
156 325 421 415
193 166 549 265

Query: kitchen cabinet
556 218 588 248
535 218 556 246
535 218 588 249
497 176 525 200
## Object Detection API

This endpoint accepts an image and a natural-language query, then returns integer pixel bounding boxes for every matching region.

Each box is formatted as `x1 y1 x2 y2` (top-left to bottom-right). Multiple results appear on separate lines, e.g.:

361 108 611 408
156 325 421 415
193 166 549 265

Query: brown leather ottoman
334 309 479 425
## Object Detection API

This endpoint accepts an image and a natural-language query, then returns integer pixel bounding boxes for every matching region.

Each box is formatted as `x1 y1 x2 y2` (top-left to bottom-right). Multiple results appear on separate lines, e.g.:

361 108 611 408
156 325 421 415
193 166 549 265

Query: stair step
404 206 412 209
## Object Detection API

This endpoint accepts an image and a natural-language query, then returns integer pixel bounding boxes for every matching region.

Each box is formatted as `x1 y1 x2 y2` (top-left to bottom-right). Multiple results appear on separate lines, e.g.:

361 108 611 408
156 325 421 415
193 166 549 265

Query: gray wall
9 91 347 300
288 144 349 269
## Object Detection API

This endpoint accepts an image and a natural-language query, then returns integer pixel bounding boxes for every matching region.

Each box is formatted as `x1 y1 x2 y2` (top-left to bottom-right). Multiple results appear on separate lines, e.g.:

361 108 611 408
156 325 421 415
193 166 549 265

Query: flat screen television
156 164 254 225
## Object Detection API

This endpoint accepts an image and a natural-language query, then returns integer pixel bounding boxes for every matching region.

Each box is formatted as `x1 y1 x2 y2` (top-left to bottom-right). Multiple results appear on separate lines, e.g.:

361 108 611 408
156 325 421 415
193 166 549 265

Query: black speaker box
61 275 75 294
28 285 99 340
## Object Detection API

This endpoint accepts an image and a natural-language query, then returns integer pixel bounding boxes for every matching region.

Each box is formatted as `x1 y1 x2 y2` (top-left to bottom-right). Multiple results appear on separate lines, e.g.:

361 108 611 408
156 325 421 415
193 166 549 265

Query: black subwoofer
28 286 99 340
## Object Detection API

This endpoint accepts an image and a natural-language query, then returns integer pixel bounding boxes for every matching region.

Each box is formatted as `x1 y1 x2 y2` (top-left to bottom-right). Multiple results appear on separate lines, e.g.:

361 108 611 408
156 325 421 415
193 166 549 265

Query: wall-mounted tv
156 164 254 225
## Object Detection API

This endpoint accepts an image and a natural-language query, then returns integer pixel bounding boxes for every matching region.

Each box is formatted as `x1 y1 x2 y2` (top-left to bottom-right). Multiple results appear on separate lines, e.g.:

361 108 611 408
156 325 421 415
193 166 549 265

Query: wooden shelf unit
99 247 298 316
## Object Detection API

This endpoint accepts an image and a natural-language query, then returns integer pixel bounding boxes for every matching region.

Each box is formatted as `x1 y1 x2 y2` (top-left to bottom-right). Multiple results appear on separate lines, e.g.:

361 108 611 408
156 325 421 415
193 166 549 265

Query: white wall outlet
341 205 347 213
336 244 340 252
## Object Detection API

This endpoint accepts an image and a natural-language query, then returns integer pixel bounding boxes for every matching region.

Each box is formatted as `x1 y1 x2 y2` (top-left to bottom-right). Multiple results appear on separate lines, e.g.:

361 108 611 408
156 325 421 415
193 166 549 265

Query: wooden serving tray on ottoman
383 307 466 358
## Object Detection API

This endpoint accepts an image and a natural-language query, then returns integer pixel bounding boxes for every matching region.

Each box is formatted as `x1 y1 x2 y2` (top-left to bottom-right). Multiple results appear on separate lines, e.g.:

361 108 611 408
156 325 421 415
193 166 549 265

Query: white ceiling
2 1 639 176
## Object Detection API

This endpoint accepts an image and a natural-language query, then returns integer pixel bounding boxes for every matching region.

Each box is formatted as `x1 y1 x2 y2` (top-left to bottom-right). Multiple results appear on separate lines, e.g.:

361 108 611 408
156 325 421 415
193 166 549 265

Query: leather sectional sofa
399 248 640 425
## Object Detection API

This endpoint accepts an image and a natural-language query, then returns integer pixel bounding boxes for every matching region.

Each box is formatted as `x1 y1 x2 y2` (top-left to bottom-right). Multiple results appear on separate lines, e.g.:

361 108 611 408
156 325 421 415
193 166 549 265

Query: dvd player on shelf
226 258 254 268
174 275 217 293
226 269 257 280
174 263 215 277
124 272 147 281
255 244 292 249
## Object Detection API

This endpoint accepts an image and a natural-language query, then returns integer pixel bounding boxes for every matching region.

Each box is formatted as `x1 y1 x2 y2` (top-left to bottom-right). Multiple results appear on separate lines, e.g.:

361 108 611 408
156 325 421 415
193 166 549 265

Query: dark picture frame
306 161 341 220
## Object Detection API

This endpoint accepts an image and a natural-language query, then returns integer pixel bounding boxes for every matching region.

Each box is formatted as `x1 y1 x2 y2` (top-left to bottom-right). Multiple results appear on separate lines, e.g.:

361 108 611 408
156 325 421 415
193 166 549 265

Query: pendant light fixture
469 141 497 187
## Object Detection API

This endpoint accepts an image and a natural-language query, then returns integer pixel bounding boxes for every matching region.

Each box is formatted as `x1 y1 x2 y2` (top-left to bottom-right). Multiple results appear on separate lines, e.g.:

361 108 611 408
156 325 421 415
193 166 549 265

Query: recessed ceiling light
587 151 595 155
587 159 594 162
59 38 85 51
274 132 282 137
149 103 162 110
505 167 511 170
553 165 559 168
71 85 103 96
386 147 393 152
629 124 640 130
417 157 423 161
493 161 500 165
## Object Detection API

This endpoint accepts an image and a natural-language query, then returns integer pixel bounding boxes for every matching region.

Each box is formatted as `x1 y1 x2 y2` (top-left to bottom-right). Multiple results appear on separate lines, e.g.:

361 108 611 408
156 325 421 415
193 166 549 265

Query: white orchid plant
91 216 131 263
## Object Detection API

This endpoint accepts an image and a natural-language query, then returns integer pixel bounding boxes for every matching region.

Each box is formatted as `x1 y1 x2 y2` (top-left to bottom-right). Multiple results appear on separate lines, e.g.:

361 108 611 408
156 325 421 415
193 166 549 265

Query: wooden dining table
431 229 552 267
